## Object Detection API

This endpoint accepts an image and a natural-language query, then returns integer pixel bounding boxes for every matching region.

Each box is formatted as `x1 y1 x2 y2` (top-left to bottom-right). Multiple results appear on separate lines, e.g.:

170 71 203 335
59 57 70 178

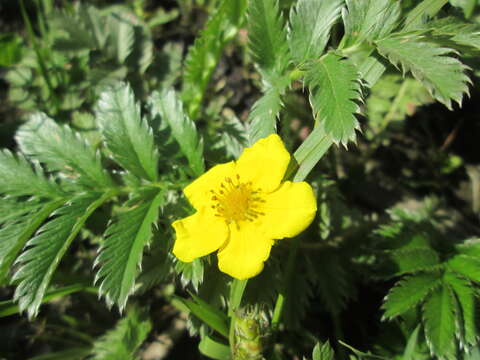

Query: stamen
209 174 266 225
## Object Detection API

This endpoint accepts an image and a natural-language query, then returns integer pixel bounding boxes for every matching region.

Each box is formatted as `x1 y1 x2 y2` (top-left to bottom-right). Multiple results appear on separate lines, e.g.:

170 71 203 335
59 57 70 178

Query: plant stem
228 279 248 351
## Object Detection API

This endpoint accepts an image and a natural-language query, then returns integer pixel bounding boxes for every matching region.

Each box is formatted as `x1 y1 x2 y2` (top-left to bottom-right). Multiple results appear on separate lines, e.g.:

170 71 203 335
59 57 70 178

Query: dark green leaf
16 113 113 189
149 90 204 176
199 335 230 360
0 150 62 198
305 53 362 145
172 295 229 338
388 247 440 276
13 192 112 318
91 306 152 360
447 255 480 283
95 190 164 310
382 272 443 320
0 200 64 284
445 271 477 347
96 83 159 181
423 284 457 359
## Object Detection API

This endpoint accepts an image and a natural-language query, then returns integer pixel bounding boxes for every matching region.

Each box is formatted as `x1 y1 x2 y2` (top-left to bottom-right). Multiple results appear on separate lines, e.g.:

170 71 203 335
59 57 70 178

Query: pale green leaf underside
16 113 112 189
12 192 110 318
342 0 401 47
305 53 361 145
96 83 158 182
248 0 290 84
150 90 204 176
423 284 457 359
0 150 61 198
95 191 164 310
288 0 343 63
382 272 442 319
376 33 470 109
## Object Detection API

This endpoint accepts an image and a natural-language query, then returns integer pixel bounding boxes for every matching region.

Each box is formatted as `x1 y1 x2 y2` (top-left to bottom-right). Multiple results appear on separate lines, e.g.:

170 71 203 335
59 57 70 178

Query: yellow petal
236 134 290 193
184 161 236 210
217 222 274 280
172 209 228 262
261 181 317 239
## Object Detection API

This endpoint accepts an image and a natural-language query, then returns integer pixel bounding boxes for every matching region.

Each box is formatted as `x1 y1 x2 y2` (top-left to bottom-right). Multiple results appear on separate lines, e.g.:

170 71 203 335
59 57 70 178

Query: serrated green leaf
91 306 152 360
426 17 480 51
456 238 480 258
96 83 158 181
12 192 113 318
16 113 113 189
150 90 204 176
305 53 361 145
0 200 64 284
0 150 62 198
388 248 440 276
445 271 477 347
182 0 246 119
248 86 284 144
248 0 290 85
382 272 443 320
447 254 480 284
423 284 457 359
341 0 401 48
288 0 343 63
106 10 135 63
376 33 470 109
312 340 335 360
404 0 449 30
175 258 204 291
403 325 421 360
95 190 164 310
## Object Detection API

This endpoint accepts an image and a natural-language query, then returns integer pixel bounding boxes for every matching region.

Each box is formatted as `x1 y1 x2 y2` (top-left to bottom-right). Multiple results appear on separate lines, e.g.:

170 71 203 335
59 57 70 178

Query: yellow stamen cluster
210 174 265 224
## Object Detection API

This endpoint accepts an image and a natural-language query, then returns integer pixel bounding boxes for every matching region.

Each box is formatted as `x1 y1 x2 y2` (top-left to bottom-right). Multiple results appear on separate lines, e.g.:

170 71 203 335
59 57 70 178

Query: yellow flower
172 134 317 280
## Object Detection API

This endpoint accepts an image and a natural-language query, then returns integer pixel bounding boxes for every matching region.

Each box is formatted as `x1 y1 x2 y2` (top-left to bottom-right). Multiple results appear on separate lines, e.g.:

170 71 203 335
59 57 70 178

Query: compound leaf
12 192 111 318
382 272 442 320
376 33 470 109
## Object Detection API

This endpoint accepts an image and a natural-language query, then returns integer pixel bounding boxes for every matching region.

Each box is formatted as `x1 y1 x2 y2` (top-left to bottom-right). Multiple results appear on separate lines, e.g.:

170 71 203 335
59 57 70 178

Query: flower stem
228 279 248 350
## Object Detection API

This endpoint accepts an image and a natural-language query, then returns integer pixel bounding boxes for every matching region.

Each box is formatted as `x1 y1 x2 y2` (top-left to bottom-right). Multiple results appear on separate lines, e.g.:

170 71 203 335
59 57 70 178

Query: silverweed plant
1 0 480 359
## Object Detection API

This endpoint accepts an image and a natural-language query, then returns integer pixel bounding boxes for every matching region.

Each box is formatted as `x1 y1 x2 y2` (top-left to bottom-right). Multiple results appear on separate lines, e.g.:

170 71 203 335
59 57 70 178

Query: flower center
210 175 265 224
